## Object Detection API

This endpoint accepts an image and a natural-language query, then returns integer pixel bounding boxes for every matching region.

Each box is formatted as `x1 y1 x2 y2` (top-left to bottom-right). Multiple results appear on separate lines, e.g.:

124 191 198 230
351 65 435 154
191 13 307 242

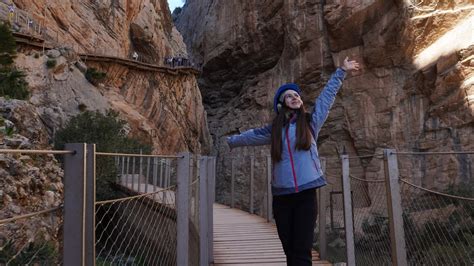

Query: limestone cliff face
176 0 474 203
9 0 210 154
0 99 63 255
14 0 185 59
84 61 210 153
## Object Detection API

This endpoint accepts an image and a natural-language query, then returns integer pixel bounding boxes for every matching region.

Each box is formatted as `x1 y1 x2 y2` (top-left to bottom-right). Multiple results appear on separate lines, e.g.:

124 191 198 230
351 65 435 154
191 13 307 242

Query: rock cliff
8 0 211 154
0 0 210 257
176 0 474 204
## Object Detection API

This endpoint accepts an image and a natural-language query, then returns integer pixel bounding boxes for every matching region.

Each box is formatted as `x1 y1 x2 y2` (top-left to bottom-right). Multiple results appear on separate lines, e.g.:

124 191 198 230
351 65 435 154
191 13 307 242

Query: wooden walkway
213 204 331 265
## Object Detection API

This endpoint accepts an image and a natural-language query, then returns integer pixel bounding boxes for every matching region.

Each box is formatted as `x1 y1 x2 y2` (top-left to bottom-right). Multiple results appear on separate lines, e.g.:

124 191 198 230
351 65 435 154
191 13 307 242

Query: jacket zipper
285 126 299 192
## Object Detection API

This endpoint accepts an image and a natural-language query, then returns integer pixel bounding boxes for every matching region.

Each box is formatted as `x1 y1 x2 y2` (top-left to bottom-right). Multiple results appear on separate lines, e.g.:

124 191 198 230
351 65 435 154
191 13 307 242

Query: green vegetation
0 22 29 100
53 110 152 200
0 239 58 265
85 67 106 85
46 59 57 68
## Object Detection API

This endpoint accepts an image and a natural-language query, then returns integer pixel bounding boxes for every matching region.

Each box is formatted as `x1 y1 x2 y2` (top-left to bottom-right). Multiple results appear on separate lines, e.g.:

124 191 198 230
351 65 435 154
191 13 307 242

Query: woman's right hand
341 57 360 72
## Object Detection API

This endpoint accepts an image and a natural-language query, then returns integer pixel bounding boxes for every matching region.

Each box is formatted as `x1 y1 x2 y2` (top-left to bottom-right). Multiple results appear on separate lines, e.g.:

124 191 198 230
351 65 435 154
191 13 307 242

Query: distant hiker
132 51 138 61
8 5 15 23
227 57 360 266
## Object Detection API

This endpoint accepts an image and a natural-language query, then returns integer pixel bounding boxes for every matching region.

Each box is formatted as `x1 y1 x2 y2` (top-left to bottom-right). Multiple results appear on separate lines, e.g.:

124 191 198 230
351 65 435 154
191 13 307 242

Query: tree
0 22 29 100
0 22 16 69
54 110 152 200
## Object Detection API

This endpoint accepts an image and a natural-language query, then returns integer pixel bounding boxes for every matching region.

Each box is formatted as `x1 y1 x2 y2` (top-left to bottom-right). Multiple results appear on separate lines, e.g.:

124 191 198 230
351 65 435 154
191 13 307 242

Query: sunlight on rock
413 15 474 70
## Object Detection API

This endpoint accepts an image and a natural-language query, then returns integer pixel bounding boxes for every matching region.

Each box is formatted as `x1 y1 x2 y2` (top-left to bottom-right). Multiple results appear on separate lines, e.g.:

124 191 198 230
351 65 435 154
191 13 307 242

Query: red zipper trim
285 126 299 192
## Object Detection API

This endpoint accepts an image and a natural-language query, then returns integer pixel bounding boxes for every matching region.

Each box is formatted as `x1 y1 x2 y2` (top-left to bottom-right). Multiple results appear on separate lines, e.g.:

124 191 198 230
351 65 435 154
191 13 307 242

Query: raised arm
227 124 272 149
312 57 359 134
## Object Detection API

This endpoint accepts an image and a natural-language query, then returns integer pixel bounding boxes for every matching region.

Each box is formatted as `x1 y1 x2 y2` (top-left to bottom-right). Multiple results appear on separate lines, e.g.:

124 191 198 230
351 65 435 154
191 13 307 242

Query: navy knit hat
273 83 301 113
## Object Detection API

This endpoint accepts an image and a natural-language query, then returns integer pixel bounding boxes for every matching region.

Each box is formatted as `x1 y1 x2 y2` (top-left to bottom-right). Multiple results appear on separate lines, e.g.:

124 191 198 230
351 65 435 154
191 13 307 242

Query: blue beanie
273 83 301 113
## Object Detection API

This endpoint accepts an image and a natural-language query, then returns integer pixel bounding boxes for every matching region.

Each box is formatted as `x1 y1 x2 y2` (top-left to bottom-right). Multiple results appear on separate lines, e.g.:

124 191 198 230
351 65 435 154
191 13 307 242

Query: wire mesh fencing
317 179 347 264
350 176 391 265
218 154 271 220
397 152 474 265
95 153 180 265
0 149 67 265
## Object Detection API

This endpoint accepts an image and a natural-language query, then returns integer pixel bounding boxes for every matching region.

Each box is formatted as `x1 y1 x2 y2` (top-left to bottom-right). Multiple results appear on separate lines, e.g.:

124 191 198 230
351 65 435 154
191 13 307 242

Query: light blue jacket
227 68 346 195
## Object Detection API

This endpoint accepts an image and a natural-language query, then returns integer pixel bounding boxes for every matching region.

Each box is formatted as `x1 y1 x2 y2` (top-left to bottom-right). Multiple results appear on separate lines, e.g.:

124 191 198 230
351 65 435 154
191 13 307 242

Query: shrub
0 69 29 100
46 59 56 68
0 22 16 68
0 22 29 100
53 110 152 200
0 239 58 265
85 68 106 85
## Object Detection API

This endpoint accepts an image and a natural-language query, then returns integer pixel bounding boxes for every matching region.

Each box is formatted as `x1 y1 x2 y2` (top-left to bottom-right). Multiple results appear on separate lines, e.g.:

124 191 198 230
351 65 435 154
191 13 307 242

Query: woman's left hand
341 57 360 71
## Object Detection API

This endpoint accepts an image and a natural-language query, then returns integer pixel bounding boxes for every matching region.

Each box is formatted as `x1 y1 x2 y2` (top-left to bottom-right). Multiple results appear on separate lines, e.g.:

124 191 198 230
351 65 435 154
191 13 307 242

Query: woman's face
283 91 303 110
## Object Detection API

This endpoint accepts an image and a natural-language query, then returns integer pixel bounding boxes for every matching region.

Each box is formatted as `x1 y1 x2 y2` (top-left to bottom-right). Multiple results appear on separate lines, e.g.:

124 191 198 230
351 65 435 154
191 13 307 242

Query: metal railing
219 149 474 265
0 145 216 265
397 151 474 265
219 155 273 221
0 1 43 37
337 149 474 266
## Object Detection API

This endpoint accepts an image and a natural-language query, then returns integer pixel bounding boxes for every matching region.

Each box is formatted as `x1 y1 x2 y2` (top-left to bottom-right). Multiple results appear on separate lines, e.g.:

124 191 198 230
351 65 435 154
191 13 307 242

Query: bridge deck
213 204 331 265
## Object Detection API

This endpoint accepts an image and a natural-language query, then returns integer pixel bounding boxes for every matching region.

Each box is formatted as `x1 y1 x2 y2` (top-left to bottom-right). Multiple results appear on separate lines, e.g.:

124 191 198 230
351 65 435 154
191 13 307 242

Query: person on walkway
227 57 360 266
132 51 138 61
8 4 15 23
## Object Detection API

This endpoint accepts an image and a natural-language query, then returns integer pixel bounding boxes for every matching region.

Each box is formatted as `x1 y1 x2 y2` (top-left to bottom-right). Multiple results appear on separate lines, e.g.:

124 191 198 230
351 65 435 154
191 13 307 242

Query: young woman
227 57 360 265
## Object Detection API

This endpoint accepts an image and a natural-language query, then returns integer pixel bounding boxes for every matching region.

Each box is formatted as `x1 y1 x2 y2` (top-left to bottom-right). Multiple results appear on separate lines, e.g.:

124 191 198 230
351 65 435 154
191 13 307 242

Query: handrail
0 149 75 155
0 206 62 225
349 174 385 183
78 53 201 74
96 151 182 158
400 179 474 201
95 185 177 205
393 151 474 155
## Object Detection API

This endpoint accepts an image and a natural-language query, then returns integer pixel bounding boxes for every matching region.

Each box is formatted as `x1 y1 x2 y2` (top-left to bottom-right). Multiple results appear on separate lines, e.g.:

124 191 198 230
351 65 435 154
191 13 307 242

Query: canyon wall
176 0 474 205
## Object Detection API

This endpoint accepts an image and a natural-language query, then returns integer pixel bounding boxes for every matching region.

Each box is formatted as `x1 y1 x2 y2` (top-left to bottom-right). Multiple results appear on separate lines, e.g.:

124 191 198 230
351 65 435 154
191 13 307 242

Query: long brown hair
271 105 313 162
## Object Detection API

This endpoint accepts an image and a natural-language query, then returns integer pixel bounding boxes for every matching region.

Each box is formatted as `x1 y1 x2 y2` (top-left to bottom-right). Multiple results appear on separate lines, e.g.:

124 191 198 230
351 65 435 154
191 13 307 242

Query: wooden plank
213 203 330 265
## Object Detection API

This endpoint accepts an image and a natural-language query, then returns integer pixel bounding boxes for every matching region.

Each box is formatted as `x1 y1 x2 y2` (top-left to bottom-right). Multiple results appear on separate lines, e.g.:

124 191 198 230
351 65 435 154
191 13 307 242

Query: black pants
273 188 317 266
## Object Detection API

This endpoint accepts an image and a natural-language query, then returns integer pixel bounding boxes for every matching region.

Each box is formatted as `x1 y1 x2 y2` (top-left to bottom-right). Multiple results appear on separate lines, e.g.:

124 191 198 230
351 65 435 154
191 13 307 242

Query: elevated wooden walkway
10 31 201 76
213 204 331 265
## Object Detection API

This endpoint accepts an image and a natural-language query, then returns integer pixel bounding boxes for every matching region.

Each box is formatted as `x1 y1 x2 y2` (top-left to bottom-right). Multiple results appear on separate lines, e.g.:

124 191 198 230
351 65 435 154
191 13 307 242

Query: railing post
138 150 143 192
165 158 171 187
177 152 190 266
85 144 96 266
125 157 130 186
341 154 355 266
318 157 327 260
63 143 87 266
131 157 136 190
207 156 216 264
199 156 209 266
249 155 254 214
231 158 235 208
120 156 125 183
152 157 158 200
266 155 272 222
384 149 408 266
145 157 150 193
